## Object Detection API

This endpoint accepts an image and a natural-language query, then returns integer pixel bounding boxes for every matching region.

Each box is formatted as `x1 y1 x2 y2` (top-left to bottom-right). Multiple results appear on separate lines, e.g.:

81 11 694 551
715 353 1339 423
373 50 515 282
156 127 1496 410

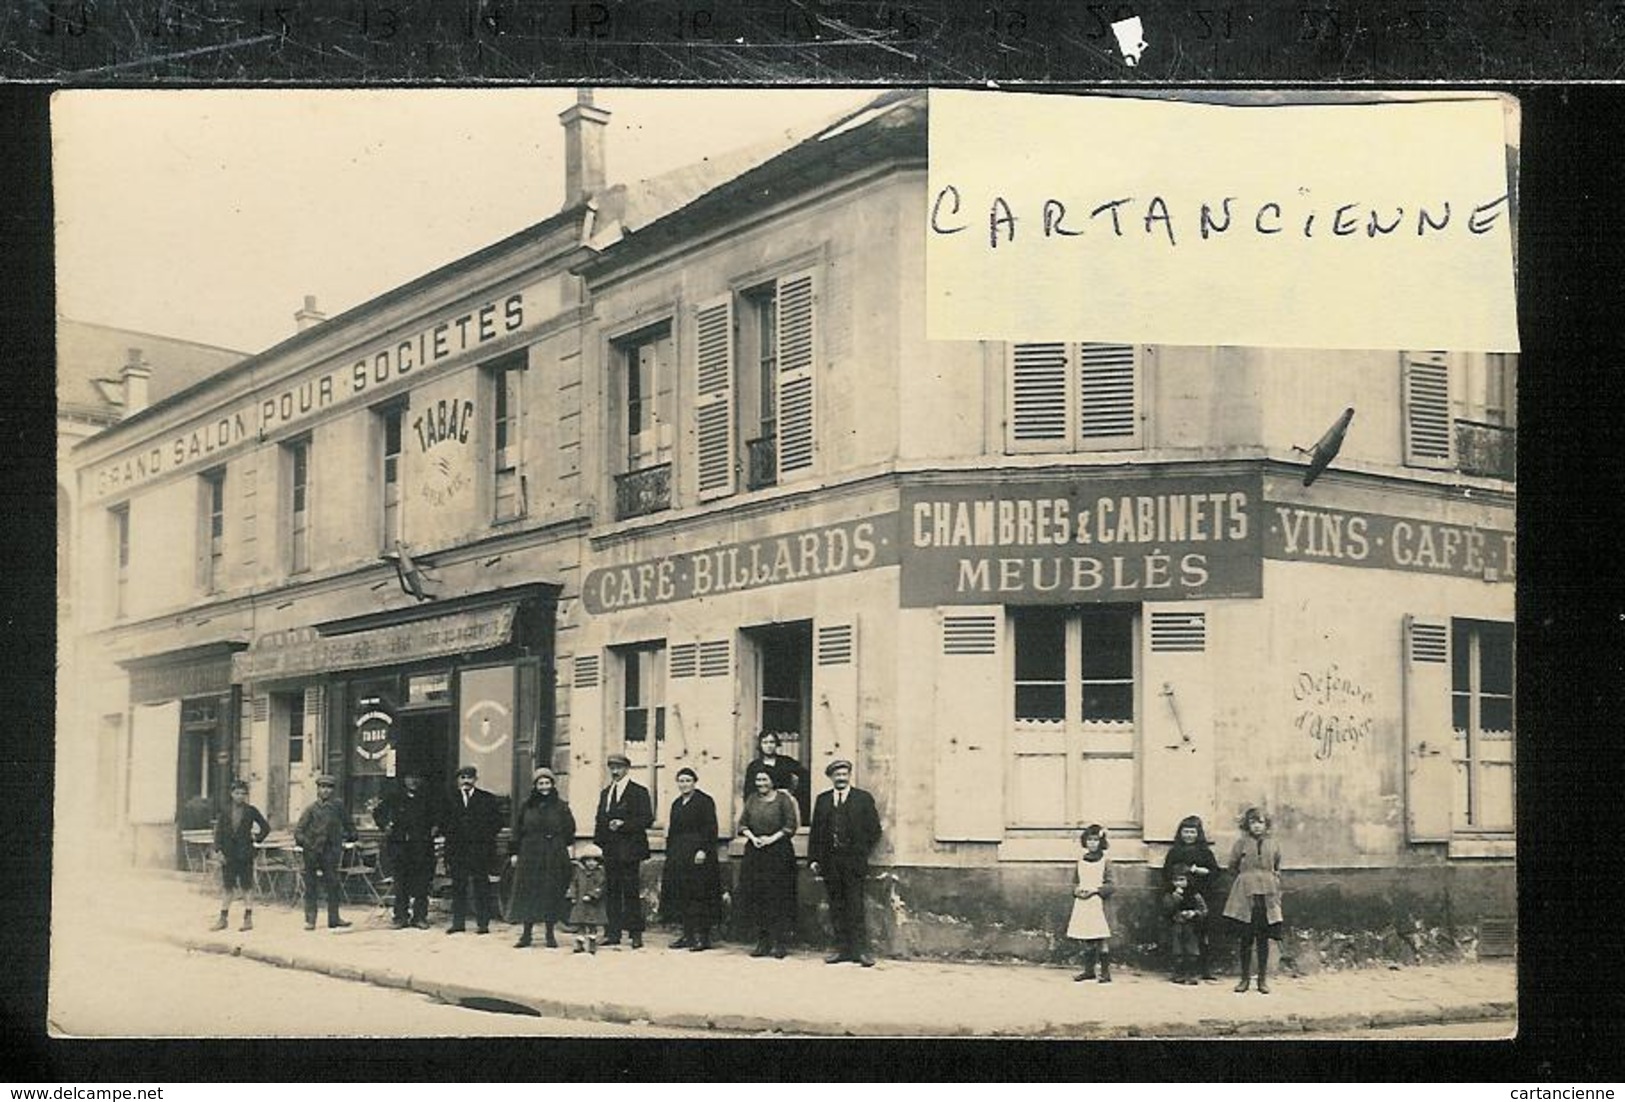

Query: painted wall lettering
87 284 551 502
1292 663 1377 762
899 475 1263 607
582 514 899 615
1264 502 1514 581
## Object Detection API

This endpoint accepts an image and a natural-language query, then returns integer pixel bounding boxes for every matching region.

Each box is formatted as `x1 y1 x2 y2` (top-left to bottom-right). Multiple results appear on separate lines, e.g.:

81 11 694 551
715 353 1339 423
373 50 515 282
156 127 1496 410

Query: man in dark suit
373 770 438 929
809 759 883 967
593 752 653 948
442 765 503 934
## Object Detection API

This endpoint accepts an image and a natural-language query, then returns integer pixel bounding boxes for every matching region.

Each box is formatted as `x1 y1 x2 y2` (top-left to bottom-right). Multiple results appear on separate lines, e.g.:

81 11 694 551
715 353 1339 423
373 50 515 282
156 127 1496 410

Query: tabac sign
899 474 1264 607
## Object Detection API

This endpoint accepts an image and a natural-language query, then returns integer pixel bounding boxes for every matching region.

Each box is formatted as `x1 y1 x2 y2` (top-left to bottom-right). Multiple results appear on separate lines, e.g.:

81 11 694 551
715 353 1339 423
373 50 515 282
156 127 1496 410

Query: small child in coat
569 842 608 954
1162 864 1209 985
1163 814 1221 979
1067 824 1116 984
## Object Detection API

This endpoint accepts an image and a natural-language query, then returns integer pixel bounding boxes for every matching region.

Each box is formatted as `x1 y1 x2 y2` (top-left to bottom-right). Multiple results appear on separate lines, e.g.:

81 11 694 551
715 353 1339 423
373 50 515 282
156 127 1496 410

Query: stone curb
143 927 1509 1039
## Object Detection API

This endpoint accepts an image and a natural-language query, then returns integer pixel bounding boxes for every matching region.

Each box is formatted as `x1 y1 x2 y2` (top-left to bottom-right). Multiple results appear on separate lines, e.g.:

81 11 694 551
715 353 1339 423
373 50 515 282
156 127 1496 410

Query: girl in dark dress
659 767 723 951
1163 814 1221 979
737 767 800 958
508 767 576 949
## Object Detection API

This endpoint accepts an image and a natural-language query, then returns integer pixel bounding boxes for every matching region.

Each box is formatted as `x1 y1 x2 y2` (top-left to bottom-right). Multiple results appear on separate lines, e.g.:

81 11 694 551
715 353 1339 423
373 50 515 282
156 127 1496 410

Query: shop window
490 353 527 522
616 643 667 816
1403 351 1517 480
1451 619 1514 832
348 678 397 820
378 403 404 550
199 468 225 594
109 503 129 618
1008 605 1138 829
613 322 675 519
283 437 311 574
745 621 813 821
1007 343 1143 454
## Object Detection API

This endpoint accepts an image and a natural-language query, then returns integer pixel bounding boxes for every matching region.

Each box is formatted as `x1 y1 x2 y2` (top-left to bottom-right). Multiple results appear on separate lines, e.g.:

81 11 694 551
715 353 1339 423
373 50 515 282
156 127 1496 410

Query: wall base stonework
637 858 1516 970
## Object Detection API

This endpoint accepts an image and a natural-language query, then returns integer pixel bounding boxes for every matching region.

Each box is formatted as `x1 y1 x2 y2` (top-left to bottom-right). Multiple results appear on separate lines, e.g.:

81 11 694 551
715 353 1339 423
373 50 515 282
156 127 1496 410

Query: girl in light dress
1067 824 1116 984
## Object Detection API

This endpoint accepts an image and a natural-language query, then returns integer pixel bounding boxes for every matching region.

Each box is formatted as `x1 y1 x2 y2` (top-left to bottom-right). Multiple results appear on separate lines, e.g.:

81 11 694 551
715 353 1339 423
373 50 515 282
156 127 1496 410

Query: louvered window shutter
932 608 1005 841
774 270 817 480
1140 606 1215 840
567 651 605 830
1008 342 1071 452
812 621 859 787
694 296 736 501
1402 616 1454 841
665 638 737 824
1078 343 1142 450
1403 351 1454 469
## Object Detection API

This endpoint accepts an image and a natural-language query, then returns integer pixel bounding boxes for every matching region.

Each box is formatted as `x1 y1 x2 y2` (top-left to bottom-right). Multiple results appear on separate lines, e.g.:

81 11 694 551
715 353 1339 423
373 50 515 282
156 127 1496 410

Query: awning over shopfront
231 603 519 683
120 641 248 705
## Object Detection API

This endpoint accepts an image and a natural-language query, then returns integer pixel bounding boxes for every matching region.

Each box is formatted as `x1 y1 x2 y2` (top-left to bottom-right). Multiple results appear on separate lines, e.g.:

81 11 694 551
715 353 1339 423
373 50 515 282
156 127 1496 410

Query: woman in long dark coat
737 767 800 958
508 767 575 949
659 767 723 951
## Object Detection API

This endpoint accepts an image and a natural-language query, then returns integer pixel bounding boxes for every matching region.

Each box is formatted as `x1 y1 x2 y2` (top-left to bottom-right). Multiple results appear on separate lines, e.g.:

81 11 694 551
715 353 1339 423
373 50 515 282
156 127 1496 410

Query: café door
394 711 453 791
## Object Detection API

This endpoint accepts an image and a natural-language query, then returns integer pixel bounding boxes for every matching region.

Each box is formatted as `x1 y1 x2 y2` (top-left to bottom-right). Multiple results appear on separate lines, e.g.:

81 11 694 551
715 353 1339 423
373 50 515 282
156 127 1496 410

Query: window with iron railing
615 322 675 518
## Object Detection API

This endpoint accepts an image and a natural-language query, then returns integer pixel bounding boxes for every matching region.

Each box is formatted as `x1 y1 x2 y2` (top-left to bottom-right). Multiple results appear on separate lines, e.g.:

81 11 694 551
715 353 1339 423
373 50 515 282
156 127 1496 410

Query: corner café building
73 90 1515 962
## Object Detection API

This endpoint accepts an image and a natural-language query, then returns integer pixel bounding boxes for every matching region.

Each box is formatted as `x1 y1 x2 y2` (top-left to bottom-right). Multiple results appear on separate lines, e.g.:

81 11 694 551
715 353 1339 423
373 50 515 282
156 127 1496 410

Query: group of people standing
1067 808 1287 994
208 732 884 965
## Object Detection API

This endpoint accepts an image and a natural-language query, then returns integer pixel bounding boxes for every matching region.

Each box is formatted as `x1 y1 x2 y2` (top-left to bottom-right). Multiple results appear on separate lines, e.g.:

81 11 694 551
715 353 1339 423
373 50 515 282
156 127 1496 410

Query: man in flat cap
809 759 882 966
294 774 357 931
443 765 503 934
593 752 653 947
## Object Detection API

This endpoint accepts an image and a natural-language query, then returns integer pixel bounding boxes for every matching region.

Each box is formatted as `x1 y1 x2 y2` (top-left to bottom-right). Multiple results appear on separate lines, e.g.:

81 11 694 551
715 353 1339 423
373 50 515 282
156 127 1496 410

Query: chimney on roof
295 294 327 332
120 348 151 416
559 88 610 207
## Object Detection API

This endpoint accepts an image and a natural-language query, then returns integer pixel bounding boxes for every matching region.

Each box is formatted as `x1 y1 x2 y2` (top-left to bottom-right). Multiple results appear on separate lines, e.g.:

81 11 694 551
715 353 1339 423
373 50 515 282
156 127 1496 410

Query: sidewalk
88 869 1516 1038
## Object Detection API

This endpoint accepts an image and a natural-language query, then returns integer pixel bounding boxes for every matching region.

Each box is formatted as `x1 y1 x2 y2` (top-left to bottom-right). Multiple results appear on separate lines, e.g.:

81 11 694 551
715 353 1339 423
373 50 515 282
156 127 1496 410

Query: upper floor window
200 469 225 593
490 353 527 522
738 285 779 490
691 269 818 502
110 503 129 618
379 404 404 550
613 321 675 519
284 438 311 574
1402 351 1517 480
1007 342 1143 454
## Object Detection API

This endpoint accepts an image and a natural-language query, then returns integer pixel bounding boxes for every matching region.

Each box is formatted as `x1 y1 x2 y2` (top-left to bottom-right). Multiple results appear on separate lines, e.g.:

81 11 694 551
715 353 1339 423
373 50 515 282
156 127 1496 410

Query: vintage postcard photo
51 86 1517 1039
